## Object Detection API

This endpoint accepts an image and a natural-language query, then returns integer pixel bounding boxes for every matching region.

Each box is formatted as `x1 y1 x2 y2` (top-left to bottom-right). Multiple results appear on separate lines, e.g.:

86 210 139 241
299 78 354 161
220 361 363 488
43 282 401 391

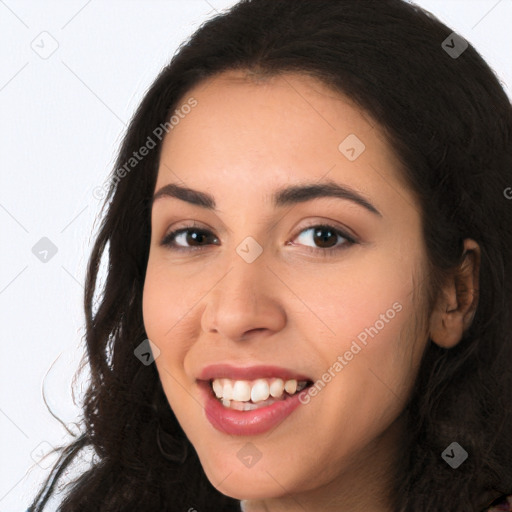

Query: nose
200 251 287 343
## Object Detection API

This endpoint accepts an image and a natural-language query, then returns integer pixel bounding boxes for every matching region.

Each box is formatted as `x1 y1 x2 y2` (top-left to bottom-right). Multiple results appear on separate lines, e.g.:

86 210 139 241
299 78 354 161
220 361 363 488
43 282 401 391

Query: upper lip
198 364 313 382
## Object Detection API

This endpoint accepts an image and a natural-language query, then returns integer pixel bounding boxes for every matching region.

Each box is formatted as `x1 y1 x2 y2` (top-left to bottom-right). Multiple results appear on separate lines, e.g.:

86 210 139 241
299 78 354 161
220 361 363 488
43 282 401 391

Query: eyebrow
152 180 382 216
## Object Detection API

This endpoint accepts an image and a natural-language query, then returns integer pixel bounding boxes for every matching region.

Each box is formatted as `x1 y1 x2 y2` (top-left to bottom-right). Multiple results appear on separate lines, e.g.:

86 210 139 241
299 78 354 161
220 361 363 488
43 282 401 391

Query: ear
429 239 481 349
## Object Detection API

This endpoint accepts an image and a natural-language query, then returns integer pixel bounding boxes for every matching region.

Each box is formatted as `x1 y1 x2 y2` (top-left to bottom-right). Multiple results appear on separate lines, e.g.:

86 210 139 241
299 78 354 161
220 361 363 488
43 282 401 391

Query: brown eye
313 226 338 248
160 223 356 256
161 227 219 250
293 224 355 251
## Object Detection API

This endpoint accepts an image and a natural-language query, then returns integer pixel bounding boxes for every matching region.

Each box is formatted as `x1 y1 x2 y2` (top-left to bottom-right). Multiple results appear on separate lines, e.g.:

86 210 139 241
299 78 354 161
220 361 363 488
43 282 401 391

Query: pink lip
198 380 309 436
198 363 312 382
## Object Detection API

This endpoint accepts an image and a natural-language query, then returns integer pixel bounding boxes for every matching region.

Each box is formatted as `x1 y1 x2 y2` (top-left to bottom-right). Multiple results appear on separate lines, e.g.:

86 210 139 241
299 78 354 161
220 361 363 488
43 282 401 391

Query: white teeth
223 380 234 401
229 400 265 411
230 398 279 411
284 379 297 395
232 380 251 402
250 379 270 403
212 379 223 399
229 400 248 411
269 378 284 398
211 377 308 404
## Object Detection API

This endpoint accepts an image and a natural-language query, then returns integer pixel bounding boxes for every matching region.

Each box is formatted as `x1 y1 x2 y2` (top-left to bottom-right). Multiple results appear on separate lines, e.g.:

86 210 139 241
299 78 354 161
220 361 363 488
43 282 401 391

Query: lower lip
199 381 309 436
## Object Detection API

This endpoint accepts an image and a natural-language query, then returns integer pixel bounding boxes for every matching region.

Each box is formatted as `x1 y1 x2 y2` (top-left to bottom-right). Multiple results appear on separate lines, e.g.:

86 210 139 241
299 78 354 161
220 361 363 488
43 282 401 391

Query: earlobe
428 239 481 349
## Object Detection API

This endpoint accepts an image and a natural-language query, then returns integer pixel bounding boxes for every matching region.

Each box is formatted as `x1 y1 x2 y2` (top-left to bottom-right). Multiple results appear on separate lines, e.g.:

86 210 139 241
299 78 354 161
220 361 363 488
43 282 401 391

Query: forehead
162 70 376 159
155 70 410 212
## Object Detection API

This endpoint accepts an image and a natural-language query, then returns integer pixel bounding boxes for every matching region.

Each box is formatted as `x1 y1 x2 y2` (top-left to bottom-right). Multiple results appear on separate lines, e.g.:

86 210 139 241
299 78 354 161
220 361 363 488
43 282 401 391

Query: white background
1 1 511 510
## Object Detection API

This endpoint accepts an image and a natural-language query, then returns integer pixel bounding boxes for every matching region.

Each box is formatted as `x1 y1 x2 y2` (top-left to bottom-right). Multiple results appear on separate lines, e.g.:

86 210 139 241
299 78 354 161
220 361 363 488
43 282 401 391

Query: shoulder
484 494 512 511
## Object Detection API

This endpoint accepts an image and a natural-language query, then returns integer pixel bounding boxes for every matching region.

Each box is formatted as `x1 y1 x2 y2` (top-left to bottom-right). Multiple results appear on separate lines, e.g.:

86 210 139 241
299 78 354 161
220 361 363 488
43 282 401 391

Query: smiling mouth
209 377 314 411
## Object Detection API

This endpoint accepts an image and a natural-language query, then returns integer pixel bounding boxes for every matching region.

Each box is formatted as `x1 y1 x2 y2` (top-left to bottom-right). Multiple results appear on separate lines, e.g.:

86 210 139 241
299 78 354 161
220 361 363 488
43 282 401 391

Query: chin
199 453 309 501
212 477 290 501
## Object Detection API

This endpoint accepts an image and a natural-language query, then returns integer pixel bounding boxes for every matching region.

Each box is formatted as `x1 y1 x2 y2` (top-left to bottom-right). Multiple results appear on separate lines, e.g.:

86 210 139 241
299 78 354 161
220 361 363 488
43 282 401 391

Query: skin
142 70 480 512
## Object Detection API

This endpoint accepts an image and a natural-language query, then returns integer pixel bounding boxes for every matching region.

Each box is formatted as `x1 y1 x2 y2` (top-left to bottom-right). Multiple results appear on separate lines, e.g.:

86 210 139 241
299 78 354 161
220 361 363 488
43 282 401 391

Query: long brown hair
29 1 512 510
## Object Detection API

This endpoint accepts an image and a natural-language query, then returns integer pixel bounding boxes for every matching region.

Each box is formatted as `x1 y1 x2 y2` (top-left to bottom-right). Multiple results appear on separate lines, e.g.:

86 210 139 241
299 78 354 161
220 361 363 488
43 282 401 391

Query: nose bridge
214 240 267 308
201 241 285 339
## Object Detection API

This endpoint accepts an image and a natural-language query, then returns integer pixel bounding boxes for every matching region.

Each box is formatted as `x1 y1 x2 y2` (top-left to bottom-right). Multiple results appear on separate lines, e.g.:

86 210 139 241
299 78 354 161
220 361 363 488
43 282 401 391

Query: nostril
240 328 266 340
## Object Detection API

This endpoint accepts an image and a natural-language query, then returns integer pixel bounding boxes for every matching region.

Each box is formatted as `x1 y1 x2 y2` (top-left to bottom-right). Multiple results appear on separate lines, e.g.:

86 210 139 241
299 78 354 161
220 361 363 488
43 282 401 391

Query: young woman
28 1 512 510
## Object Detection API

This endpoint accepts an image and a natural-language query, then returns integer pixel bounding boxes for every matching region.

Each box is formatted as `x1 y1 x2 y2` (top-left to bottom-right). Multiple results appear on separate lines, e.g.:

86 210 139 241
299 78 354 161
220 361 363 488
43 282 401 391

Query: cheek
292 248 426 404
142 261 169 341
143 254 196 328
142 258 193 366
142 260 198 422
289 249 418 345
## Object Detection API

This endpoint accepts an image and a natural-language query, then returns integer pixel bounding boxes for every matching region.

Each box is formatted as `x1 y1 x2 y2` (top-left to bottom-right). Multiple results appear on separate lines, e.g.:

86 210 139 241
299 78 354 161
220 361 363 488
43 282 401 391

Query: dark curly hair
29 0 512 510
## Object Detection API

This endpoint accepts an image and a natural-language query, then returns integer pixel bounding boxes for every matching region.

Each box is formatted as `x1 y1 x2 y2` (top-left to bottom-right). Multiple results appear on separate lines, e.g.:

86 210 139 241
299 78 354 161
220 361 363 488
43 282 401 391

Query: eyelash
160 222 357 257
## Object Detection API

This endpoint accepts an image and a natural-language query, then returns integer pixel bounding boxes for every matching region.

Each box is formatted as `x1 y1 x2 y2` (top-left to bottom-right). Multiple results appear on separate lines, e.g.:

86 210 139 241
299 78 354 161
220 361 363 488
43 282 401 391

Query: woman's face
143 71 431 504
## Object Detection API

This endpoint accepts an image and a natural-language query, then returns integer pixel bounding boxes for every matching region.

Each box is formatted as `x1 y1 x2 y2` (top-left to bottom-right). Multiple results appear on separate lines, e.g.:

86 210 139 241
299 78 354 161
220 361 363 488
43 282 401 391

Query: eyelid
160 219 206 239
